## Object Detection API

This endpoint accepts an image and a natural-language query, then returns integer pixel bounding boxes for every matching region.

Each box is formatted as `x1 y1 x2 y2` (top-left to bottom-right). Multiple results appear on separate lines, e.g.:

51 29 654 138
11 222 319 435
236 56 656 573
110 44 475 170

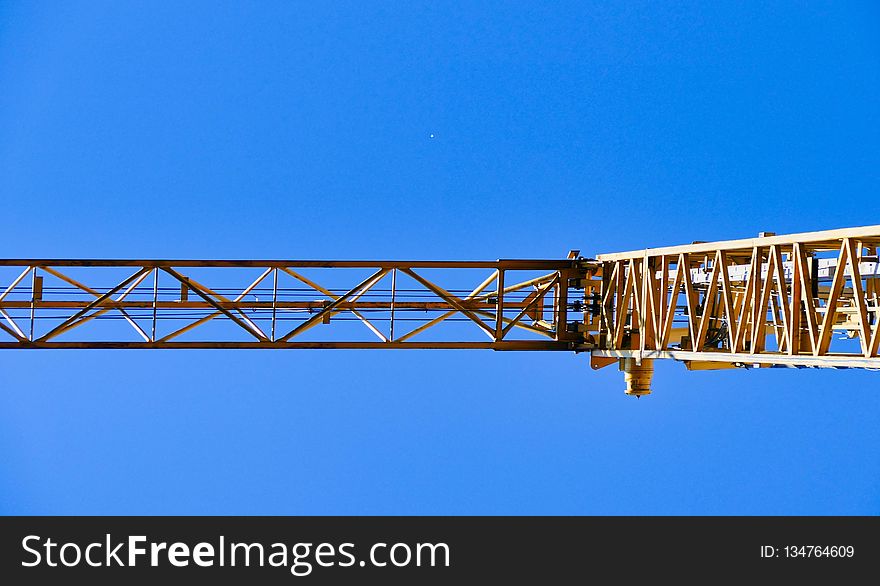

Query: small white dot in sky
429 133 435 139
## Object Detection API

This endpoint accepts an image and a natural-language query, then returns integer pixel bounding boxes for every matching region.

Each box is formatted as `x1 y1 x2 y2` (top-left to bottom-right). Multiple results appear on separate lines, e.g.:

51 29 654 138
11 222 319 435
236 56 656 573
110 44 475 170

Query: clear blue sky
1 2 878 515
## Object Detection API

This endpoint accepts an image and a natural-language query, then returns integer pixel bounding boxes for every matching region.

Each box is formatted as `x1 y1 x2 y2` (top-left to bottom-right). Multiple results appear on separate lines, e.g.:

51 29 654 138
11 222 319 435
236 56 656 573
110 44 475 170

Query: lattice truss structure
1 225 878 394
591 225 880 371
0 260 589 350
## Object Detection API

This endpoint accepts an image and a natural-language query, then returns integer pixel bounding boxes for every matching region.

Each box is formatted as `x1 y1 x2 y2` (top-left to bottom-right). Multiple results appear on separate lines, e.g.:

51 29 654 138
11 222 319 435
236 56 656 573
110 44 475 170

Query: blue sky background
1 2 878 514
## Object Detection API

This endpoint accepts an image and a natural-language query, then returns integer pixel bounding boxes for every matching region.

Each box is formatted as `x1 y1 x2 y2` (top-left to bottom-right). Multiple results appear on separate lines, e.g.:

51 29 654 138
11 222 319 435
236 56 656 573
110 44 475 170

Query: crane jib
2 224 879 395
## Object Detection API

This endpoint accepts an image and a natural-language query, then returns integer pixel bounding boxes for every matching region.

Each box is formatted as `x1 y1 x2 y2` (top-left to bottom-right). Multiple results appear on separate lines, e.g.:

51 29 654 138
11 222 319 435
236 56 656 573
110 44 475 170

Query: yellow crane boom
1 225 878 394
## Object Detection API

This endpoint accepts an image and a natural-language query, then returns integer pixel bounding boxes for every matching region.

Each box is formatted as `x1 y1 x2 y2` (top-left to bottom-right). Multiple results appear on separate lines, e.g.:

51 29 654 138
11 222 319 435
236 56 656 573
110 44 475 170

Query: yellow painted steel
1 225 879 394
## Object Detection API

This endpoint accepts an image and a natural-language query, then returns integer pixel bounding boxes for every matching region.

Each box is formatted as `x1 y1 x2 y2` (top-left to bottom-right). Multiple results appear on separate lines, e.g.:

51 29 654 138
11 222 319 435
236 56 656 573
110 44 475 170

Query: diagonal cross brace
400 268 496 340
40 266 151 341
277 268 389 342
280 267 388 342
158 268 273 342
162 267 268 341
0 267 33 339
36 267 151 342
500 276 559 339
